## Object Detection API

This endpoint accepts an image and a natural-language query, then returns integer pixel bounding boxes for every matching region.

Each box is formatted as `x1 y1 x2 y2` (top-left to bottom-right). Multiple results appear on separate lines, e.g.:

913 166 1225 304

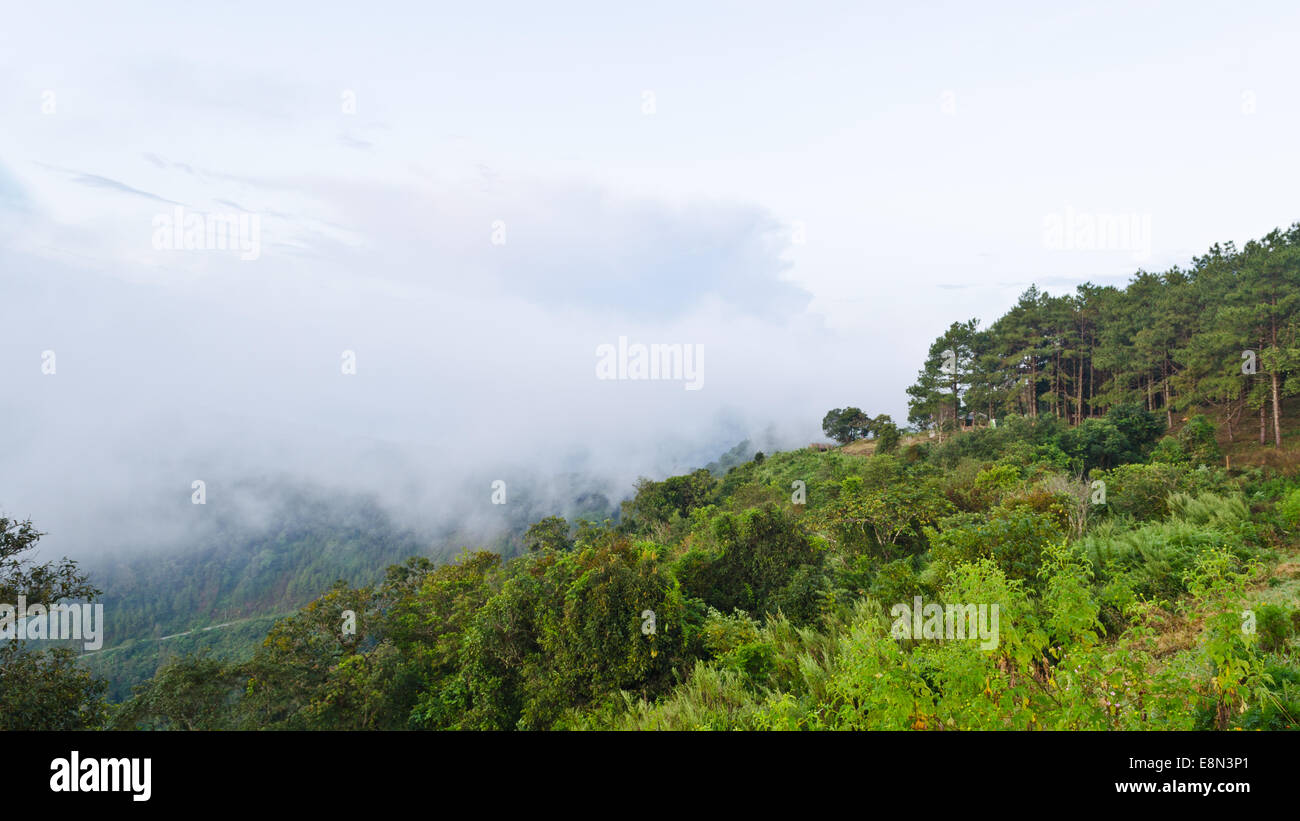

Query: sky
2 0 1299 557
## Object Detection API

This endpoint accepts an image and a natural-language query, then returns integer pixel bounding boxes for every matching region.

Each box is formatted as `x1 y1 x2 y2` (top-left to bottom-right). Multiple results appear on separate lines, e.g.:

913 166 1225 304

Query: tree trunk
1030 358 1037 419
1054 352 1061 418
1076 355 1083 425
1088 352 1094 416
1170 361 1180 433
1270 313 1283 447
1271 370 1283 447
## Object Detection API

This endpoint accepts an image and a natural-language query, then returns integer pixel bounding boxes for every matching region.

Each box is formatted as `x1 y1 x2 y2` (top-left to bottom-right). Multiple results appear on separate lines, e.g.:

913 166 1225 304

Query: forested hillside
78 478 618 700
103 411 1300 730
97 226 1300 731
6 226 1300 731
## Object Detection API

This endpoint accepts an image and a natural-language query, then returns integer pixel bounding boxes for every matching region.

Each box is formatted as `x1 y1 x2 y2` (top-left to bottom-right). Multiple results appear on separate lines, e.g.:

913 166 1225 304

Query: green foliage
1150 436 1191 465
107 225 1300 731
0 516 99 605
705 439 759 475
905 228 1300 454
111 653 244 730
926 504 1065 584
1182 547 1273 728
704 505 821 616
868 558 926 606
1255 604 1294 654
524 516 573 552
770 563 832 627
623 469 717 531
1080 492 1254 605
106 414 1298 734
0 516 106 730
0 644 108 730
1056 405 1166 471
1278 487 1300 529
974 463 1021 496
821 468 951 558
874 418 902 454
822 407 871 444
1177 414 1222 467
1091 462 1184 521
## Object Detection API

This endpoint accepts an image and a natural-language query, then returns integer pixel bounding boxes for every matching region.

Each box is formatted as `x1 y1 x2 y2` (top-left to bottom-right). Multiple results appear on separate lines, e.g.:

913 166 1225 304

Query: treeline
907 224 1300 446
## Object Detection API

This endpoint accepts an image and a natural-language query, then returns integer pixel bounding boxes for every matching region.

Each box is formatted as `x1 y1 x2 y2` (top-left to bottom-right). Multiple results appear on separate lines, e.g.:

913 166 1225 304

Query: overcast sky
3 1 1299 557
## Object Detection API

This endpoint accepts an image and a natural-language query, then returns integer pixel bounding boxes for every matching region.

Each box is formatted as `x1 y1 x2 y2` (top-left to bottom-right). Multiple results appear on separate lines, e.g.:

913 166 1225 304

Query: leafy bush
974 463 1021 496
770 563 832 626
1177 414 1222 467
721 642 778 688
1056 404 1166 471
1256 603 1294 654
623 469 717 530
1150 436 1190 465
698 505 821 616
1092 462 1185 521
869 558 925 607
1278 487 1300 529
926 505 1065 584
874 421 902 454
823 474 952 558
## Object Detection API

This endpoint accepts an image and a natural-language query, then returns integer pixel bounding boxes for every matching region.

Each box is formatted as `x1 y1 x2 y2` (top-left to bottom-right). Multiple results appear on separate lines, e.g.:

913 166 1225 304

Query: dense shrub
1150 436 1190 465
1177 414 1222 467
1091 462 1185 521
1256 603 1294 654
1056 404 1166 471
925 505 1065 584
623 469 717 530
1278 487 1300 529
